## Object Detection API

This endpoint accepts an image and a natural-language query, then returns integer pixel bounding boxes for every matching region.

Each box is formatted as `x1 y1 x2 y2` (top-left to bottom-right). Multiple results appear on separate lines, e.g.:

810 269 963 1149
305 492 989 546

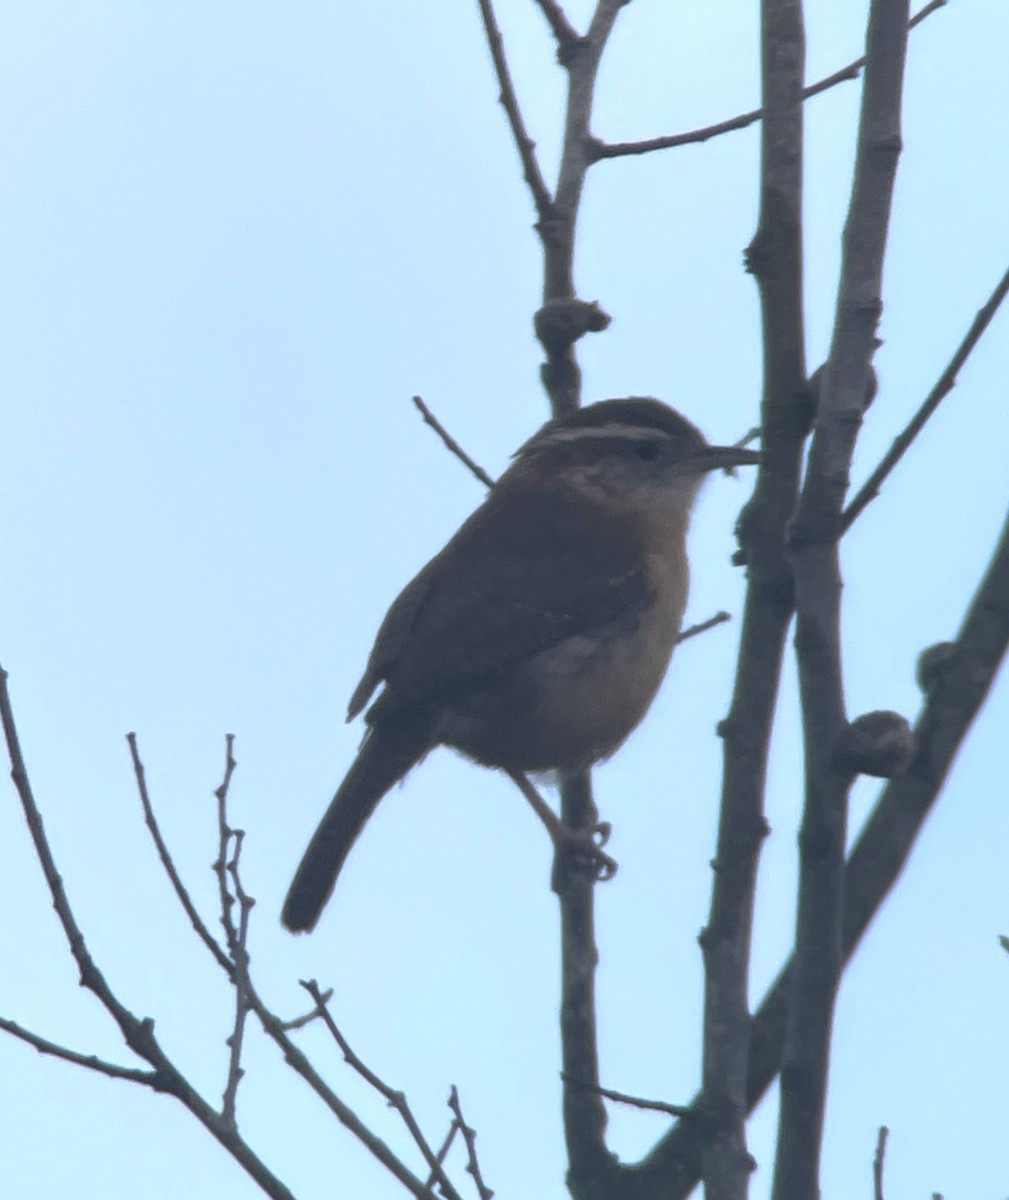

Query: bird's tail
282 721 431 933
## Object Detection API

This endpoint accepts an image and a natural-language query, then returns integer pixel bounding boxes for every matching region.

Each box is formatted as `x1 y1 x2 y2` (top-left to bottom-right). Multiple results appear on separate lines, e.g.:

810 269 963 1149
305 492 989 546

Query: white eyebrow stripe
538 423 672 446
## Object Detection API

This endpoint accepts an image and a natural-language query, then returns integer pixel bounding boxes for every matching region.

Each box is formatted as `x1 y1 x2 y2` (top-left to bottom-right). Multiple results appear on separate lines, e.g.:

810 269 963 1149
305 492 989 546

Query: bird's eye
634 441 662 462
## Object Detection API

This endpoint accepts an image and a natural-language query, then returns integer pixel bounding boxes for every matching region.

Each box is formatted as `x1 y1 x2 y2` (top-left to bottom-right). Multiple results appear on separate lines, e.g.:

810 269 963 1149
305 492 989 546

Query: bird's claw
555 822 618 882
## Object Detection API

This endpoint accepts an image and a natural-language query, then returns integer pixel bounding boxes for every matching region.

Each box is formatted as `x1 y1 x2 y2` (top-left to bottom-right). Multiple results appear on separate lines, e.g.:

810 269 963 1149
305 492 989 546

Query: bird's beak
688 444 761 475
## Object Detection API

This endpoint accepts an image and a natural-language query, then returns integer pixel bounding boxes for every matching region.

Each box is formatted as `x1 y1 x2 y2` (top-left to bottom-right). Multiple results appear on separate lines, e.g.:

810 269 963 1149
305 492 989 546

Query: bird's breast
438 545 689 772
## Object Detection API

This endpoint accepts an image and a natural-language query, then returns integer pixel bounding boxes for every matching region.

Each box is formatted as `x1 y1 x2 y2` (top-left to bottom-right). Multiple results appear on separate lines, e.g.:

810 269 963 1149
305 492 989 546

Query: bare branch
677 611 731 644
423 1121 462 1196
873 1126 889 1200
532 11 637 1186
447 1085 494 1200
249 998 434 1199
297 980 466 1200
205 782 440 1198
212 734 241 953
638 503 1009 1199
127 733 234 976
556 772 618 1193
700 2 808 1196
561 1073 691 1119
474 0 554 221
775 1 911 1194
222 822 254 1128
841 260 1009 531
3 706 441 1198
538 0 627 413
532 0 580 52
591 0 945 160
278 989 333 1031
0 1016 156 1085
412 395 496 488
0 673 296 1200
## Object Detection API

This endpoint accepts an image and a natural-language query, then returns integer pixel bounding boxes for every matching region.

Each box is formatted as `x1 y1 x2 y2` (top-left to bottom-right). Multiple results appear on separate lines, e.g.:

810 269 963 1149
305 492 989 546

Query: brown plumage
282 399 757 932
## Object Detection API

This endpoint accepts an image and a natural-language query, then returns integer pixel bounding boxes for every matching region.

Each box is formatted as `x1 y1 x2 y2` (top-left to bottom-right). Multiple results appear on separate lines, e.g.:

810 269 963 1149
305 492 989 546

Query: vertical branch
699 1 808 1197
537 4 630 1196
555 771 617 1198
536 0 625 414
773 2 910 1197
475 0 554 223
626 504 1009 1200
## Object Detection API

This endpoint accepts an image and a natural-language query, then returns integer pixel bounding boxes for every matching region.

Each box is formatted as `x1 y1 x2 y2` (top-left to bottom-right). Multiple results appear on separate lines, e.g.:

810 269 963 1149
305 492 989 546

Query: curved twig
841 260 1009 531
591 0 945 160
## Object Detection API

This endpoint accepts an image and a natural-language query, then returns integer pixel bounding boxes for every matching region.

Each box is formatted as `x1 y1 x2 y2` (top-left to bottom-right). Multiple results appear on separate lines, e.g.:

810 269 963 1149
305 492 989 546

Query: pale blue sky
2 3 1007 1198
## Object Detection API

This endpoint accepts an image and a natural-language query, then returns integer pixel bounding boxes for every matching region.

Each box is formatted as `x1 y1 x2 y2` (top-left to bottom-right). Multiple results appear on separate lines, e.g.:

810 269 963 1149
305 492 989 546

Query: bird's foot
504 767 618 886
552 819 618 883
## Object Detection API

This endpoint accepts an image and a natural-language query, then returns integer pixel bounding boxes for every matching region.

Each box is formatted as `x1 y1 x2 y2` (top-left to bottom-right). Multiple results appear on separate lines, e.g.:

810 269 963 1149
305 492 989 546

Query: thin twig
244 981 435 1200
538 0 627 412
222 821 254 1128
677 611 731 644
841 260 1009 531
212 735 248 1126
213 734 241 953
561 1073 690 1118
299 980 466 1200
3 704 442 1198
0 1016 157 1085
591 0 944 160
448 1085 495 1200
196 772 441 1198
412 395 495 488
126 732 233 976
0 670 296 1200
532 0 580 51
474 0 554 221
279 990 334 1031
873 1125 889 1200
635 507 1009 1199
423 1121 462 1195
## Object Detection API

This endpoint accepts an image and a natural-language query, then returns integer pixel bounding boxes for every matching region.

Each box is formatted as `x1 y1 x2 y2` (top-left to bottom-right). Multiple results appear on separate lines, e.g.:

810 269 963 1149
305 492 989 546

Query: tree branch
412 394 496 488
873 1126 889 1200
775 1 911 1195
127 732 234 976
841 260 1009 531
447 1085 494 1200
0 1016 156 1086
299 980 466 1200
591 0 944 160
538 0 625 413
556 770 618 1199
698 2 808 1196
475 0 554 222
677 611 731 644
0 673 296 1200
532 0 580 54
630 502 1009 1199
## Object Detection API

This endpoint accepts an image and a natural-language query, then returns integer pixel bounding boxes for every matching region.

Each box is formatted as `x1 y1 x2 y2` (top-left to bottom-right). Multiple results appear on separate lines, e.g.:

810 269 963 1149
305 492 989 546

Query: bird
282 397 759 932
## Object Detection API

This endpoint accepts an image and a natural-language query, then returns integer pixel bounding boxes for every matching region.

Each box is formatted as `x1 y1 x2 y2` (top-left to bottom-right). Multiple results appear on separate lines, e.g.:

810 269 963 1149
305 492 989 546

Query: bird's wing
353 475 652 721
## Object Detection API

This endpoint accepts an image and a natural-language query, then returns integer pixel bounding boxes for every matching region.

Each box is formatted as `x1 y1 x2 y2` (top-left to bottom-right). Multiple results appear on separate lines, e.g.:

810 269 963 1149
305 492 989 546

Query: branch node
833 711 914 779
916 642 957 696
534 298 611 353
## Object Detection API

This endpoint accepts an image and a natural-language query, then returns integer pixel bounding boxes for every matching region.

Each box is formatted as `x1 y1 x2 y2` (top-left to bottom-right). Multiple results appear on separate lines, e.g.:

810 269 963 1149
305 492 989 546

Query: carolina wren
282 398 758 932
